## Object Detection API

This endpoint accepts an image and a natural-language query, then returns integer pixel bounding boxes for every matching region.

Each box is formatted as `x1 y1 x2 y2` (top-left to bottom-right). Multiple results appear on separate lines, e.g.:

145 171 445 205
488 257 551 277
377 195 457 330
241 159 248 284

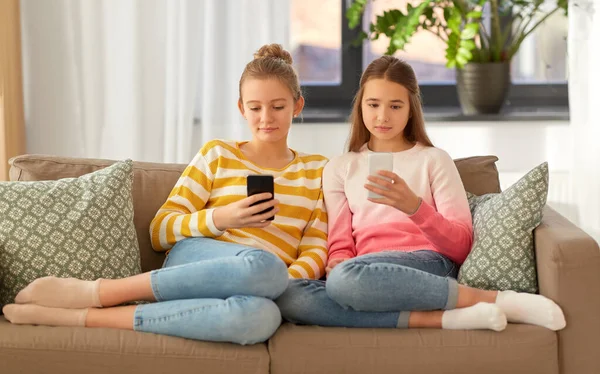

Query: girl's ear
238 99 245 117
293 96 305 117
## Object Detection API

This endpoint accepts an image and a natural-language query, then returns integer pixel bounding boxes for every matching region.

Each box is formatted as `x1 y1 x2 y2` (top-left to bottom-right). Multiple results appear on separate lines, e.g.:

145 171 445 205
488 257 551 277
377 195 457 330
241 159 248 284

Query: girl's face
238 78 303 144
361 78 411 144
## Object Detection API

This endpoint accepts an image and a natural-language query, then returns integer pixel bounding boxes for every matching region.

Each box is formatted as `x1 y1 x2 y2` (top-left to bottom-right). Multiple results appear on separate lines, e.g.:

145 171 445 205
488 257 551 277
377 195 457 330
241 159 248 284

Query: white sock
442 302 507 331
2 304 88 327
15 276 102 308
496 290 566 331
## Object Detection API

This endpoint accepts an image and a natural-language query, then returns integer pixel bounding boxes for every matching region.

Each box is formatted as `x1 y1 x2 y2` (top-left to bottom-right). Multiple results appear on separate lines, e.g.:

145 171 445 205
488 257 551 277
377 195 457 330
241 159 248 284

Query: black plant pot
456 62 511 115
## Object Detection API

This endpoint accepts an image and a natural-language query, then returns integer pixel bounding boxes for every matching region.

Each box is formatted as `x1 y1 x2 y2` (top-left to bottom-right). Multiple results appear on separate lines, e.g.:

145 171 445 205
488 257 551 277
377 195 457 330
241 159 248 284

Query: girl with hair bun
4 44 329 345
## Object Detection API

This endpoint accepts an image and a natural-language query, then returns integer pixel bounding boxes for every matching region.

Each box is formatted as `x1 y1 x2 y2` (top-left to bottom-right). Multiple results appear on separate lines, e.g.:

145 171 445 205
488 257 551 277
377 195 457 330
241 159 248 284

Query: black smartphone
246 175 275 220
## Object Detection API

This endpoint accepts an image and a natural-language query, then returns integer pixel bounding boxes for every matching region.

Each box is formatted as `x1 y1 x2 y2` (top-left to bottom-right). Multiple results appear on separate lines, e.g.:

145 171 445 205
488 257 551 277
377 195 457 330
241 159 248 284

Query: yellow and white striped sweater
150 139 329 279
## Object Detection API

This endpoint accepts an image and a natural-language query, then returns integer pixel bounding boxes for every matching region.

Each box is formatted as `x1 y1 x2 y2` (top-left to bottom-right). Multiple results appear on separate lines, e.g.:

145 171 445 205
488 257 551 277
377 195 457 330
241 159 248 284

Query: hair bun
254 44 293 65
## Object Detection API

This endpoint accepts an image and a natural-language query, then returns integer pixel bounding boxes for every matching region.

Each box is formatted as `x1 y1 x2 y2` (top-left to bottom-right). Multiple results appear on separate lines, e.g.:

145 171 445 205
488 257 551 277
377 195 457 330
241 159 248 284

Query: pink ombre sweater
323 143 473 265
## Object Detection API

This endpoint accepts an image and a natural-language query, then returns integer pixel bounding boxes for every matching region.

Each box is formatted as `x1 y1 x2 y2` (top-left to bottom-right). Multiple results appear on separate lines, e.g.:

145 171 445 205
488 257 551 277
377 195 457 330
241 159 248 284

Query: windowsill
299 106 570 124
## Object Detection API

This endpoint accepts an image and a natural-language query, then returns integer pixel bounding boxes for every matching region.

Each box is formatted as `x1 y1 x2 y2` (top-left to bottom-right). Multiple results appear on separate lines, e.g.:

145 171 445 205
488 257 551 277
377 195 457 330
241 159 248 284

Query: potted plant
347 0 568 115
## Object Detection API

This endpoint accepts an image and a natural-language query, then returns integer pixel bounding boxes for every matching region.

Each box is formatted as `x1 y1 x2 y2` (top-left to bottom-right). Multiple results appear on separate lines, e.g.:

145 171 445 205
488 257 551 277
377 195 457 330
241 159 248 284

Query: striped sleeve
149 150 222 252
287 189 328 279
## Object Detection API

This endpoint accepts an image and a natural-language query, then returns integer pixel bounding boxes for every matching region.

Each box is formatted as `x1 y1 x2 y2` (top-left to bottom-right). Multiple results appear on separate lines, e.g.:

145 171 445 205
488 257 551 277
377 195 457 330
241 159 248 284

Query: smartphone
247 175 275 220
367 152 394 199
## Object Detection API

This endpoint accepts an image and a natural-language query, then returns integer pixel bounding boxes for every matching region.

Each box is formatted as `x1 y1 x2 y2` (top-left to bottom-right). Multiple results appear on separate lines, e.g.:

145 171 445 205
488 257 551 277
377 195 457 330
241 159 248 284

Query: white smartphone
367 152 394 199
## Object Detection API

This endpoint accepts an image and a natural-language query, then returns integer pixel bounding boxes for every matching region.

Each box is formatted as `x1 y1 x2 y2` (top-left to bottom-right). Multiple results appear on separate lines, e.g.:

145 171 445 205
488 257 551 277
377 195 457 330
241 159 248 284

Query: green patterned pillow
458 162 549 293
0 160 141 307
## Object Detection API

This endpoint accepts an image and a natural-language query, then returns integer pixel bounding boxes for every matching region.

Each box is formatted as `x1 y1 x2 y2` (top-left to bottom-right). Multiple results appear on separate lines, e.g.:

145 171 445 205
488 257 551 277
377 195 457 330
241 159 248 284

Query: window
290 0 362 110
511 3 567 83
363 0 454 83
291 0 342 85
290 0 568 115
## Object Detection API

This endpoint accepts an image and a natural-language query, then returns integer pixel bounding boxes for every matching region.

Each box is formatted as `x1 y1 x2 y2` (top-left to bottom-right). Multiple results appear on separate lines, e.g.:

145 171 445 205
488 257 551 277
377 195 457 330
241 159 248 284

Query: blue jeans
133 238 289 344
275 250 458 328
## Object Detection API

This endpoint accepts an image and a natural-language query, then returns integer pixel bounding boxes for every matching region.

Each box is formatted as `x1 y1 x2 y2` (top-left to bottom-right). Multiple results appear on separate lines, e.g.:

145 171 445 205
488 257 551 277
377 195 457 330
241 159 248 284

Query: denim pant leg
326 250 459 312
134 296 281 345
150 237 289 301
132 238 288 344
276 279 405 328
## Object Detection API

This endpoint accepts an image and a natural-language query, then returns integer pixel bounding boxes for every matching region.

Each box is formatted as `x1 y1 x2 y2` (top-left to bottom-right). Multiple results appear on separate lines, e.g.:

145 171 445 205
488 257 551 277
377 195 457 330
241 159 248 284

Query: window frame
299 1 569 115
300 0 362 110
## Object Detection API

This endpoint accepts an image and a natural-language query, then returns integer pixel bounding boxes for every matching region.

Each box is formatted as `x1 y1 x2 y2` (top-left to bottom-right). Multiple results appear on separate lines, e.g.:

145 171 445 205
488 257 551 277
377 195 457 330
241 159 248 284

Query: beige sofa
1 154 599 374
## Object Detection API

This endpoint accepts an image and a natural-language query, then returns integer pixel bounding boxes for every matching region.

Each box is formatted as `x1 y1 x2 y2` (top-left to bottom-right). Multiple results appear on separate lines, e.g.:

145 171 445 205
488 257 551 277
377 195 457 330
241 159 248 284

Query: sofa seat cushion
268 323 558 374
0 317 269 374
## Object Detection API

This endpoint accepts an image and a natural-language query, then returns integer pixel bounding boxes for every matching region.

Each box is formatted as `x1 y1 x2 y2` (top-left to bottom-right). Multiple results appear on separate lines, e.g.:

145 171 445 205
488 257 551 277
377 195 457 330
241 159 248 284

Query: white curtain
20 0 289 163
192 0 290 149
568 0 600 241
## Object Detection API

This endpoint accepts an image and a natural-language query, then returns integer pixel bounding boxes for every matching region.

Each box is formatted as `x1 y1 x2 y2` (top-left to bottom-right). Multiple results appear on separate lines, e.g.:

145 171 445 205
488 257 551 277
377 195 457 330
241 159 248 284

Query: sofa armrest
534 206 600 374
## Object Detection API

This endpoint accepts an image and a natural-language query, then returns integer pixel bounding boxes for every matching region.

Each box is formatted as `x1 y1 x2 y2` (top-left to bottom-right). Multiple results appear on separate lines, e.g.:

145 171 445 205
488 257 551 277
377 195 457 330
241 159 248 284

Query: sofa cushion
0 161 141 307
269 323 557 374
458 162 549 293
0 317 269 374
453 155 501 195
9 155 186 273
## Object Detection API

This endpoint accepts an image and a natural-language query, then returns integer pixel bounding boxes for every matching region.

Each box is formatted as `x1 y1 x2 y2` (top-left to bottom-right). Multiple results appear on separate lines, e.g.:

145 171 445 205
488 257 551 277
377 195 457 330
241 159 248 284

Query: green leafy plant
347 0 568 69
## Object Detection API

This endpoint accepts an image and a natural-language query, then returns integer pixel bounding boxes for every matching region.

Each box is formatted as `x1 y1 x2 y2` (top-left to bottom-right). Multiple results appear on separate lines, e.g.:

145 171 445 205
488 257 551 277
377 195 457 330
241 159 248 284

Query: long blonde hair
347 56 433 152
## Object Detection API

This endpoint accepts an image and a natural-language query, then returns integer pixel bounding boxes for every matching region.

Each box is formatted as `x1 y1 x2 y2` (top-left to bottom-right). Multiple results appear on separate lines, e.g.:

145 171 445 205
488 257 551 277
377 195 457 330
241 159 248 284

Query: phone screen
367 152 394 199
247 175 275 220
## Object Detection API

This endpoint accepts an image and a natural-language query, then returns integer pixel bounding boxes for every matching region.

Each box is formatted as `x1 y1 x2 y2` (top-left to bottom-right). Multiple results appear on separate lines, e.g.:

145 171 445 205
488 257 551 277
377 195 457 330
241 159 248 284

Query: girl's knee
243 250 289 299
231 297 281 345
275 279 311 322
326 262 362 307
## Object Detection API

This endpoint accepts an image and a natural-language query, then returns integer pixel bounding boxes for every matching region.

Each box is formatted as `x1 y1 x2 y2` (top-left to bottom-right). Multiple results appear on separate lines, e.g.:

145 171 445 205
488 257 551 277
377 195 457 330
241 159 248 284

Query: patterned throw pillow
457 162 549 293
0 160 141 307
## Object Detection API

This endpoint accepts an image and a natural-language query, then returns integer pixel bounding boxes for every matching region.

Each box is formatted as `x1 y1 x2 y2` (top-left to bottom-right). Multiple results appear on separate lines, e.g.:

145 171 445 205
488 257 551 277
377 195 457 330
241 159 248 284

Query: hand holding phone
367 152 393 199
247 175 276 221
212 175 278 231
364 154 422 214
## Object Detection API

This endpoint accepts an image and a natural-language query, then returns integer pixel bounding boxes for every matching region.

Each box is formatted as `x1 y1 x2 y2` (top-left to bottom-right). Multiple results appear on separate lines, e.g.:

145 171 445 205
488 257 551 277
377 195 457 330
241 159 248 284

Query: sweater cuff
327 252 353 264
407 199 436 226
205 208 226 237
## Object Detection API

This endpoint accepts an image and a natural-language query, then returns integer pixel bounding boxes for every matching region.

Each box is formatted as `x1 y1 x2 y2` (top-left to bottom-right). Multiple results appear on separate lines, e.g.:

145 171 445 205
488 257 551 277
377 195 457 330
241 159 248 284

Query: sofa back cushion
454 155 501 195
9 153 501 272
10 155 185 272
458 162 549 293
0 160 142 307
